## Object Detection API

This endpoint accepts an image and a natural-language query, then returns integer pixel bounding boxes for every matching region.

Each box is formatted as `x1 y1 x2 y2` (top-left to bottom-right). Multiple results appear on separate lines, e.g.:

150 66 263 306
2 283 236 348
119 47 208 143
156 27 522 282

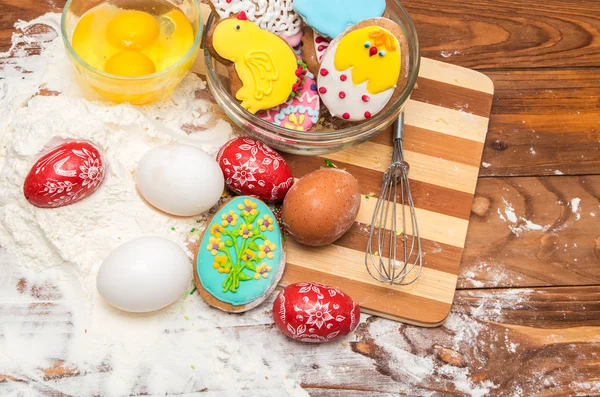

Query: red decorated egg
273 282 360 343
23 141 105 208
216 137 294 202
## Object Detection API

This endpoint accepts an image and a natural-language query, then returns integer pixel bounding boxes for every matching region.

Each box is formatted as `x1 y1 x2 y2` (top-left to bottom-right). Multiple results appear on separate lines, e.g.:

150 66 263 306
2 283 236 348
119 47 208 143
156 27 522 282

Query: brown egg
282 168 361 246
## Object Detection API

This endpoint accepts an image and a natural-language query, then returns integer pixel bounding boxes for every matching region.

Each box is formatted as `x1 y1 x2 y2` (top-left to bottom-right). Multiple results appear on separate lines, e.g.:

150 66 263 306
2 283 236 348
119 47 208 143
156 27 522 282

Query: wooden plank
282 154 475 220
371 125 486 168
323 143 481 194
304 286 600 396
404 100 491 143
353 195 470 248
5 286 598 396
282 263 453 326
4 0 600 72
286 241 458 303
481 69 600 177
459 175 600 289
335 223 464 276
409 76 493 118
418 57 494 94
404 0 600 70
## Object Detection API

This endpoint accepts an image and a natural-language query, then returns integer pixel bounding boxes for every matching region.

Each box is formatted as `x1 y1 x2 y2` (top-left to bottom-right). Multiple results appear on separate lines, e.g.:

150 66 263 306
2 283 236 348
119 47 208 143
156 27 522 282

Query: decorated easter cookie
257 55 320 131
317 18 409 122
293 0 386 39
194 196 286 312
208 14 299 114
301 26 331 75
209 0 304 46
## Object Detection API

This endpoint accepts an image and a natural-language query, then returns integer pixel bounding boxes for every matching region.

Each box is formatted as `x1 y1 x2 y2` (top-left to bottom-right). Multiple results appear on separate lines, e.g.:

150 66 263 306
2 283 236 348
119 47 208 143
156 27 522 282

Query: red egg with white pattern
273 282 360 343
216 137 294 202
23 141 105 208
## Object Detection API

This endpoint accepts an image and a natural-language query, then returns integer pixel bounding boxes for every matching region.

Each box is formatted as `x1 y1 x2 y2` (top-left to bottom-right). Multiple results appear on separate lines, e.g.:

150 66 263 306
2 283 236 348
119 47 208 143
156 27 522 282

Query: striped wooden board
278 59 494 327
193 3 493 326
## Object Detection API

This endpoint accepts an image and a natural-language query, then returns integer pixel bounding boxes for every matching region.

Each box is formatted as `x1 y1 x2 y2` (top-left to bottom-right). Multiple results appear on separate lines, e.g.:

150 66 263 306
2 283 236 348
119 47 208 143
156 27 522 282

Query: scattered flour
570 198 581 220
468 288 533 323
464 262 513 289
367 314 499 396
0 13 311 397
463 270 485 288
440 50 461 58
500 198 518 223
529 147 536 155
553 170 565 175
481 162 491 168
570 380 600 396
498 198 550 236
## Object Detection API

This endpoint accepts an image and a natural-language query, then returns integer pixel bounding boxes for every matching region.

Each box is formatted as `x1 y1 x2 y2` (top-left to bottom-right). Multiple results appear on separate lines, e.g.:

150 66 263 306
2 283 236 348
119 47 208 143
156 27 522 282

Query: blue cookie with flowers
194 196 286 312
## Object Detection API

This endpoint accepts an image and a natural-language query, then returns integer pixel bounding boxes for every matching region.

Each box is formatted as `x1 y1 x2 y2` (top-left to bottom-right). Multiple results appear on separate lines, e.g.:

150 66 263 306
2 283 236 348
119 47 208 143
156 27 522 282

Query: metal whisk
365 113 423 285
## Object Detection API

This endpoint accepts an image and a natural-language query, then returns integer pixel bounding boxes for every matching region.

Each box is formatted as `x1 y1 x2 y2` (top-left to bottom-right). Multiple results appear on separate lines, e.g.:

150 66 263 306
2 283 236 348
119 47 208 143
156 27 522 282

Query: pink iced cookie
257 65 320 131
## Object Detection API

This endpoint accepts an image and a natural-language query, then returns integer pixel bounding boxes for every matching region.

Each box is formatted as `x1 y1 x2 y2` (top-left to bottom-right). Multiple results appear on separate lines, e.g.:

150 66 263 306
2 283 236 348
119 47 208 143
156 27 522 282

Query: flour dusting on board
0 13 310 396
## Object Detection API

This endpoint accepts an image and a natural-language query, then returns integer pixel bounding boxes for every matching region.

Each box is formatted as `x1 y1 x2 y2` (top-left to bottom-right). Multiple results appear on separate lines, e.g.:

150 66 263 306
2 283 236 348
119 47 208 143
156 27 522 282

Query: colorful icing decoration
257 69 320 131
317 26 401 121
211 17 298 114
23 141 105 208
293 0 386 38
196 196 285 309
257 43 320 131
217 137 294 202
273 282 360 343
314 31 331 62
209 0 304 46
291 60 309 98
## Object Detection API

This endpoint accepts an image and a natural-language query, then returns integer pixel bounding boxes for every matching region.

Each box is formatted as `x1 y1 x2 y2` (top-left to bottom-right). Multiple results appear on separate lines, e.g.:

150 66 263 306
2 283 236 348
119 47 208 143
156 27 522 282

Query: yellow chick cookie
210 13 298 114
334 27 401 95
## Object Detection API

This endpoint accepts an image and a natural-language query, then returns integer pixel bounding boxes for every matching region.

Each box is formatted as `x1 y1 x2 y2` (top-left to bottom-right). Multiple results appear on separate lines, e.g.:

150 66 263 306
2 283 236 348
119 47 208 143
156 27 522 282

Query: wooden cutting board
276 59 494 327
192 4 493 326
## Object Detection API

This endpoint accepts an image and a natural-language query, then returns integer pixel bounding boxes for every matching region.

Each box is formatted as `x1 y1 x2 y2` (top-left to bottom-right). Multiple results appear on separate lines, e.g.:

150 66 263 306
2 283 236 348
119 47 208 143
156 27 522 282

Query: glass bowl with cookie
203 0 420 155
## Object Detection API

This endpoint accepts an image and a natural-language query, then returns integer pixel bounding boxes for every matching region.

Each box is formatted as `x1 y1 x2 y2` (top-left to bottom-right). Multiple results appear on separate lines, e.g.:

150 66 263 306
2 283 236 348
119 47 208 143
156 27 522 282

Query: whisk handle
393 112 405 141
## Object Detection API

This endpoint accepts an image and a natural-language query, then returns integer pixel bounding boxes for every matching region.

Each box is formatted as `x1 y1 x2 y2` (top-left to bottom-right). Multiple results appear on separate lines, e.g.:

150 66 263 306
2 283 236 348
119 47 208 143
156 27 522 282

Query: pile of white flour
0 13 309 396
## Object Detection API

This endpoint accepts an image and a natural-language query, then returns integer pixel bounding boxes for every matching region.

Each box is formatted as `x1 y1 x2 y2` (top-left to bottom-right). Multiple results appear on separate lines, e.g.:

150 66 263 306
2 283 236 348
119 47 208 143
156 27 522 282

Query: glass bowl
61 0 203 105
203 0 420 155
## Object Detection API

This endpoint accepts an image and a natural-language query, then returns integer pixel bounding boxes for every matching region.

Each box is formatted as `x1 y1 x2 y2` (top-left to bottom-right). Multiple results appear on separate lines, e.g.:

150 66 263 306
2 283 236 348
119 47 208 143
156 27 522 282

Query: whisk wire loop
365 114 423 285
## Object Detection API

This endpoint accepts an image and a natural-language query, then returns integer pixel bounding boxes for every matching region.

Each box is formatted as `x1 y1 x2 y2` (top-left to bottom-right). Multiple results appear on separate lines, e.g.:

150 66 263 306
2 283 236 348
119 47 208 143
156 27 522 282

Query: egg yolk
106 10 160 50
104 51 156 76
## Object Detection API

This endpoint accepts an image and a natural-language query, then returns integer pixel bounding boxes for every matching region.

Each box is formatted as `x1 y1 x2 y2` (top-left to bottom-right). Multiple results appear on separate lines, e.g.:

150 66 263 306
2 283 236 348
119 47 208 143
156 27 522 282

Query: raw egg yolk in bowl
67 3 199 104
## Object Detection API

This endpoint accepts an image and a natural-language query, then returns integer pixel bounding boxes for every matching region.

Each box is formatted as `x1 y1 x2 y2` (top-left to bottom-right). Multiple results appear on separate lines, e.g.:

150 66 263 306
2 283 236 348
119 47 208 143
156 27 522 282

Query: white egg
136 143 224 216
97 237 191 313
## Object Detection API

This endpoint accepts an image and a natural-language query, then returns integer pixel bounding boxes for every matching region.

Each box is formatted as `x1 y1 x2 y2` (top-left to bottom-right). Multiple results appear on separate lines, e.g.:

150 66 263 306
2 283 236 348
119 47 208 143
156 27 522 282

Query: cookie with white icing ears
208 0 304 46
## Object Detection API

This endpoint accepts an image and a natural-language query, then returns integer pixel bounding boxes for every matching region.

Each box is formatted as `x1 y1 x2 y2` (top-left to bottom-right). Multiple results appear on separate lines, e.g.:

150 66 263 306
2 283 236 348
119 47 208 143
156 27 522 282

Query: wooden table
2 0 599 395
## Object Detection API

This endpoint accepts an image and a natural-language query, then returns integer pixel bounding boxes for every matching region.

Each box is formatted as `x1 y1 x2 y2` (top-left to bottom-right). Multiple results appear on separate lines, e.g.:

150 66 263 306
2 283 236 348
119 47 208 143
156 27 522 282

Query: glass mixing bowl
61 0 203 105
203 0 420 155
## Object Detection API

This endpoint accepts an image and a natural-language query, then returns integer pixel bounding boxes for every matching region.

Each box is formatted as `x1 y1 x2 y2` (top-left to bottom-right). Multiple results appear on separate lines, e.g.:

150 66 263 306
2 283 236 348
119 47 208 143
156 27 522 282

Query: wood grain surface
1 0 599 395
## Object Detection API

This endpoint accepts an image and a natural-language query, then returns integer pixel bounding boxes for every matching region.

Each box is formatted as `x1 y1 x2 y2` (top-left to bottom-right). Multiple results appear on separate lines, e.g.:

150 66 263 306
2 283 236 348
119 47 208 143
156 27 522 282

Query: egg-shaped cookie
194 196 286 312
317 18 409 122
